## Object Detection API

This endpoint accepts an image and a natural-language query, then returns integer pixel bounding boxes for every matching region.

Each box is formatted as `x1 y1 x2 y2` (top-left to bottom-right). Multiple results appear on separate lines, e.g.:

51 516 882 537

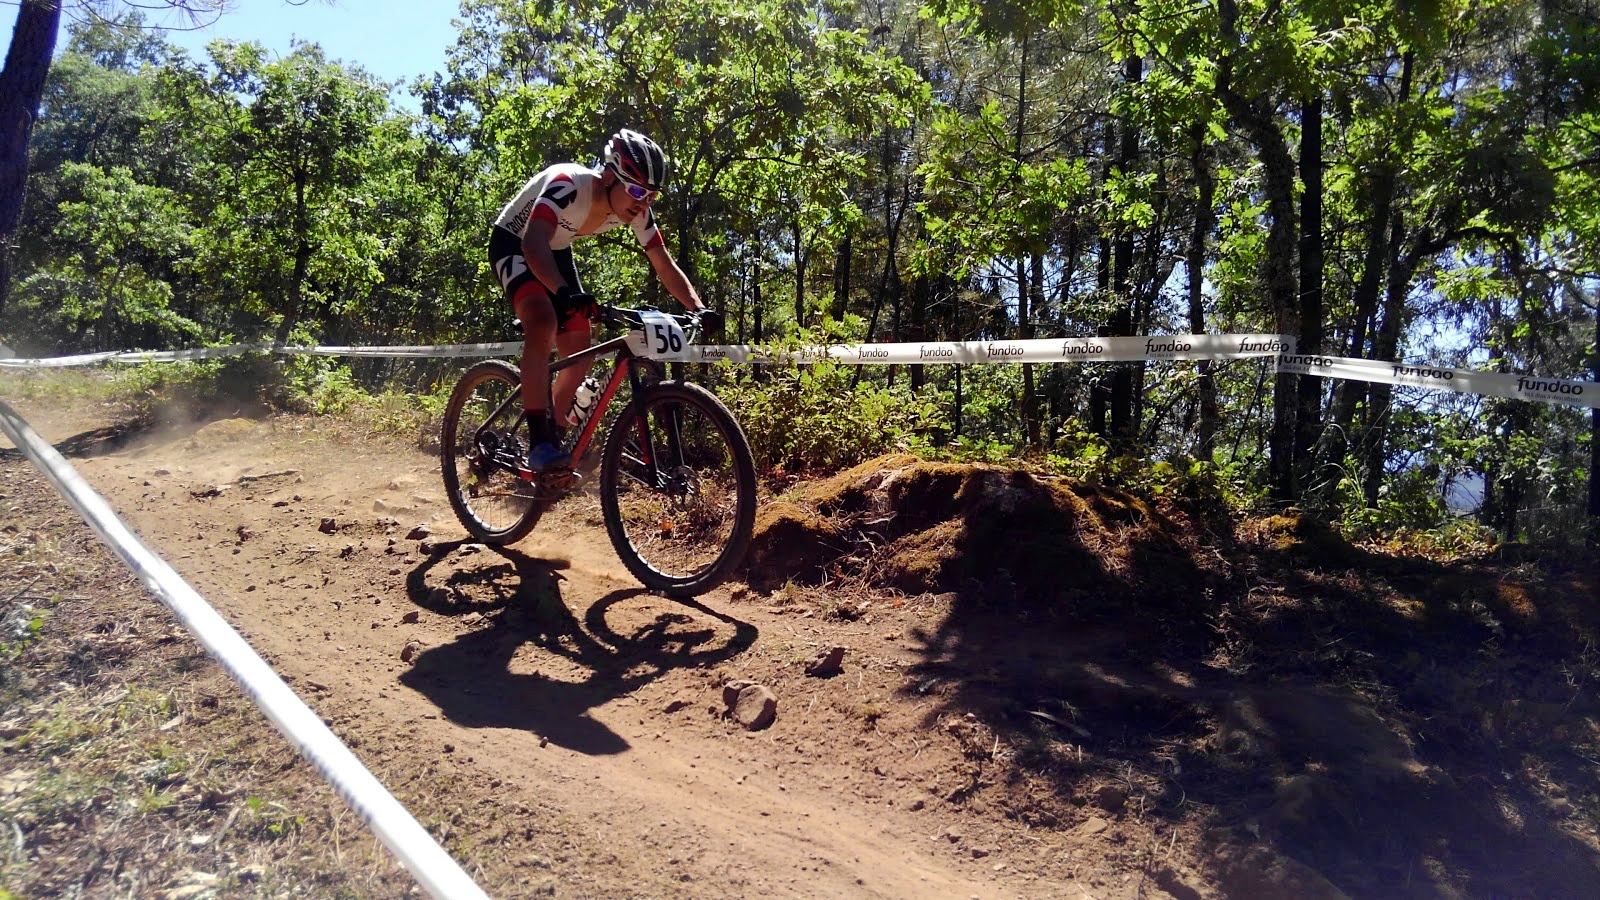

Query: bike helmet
602 129 668 192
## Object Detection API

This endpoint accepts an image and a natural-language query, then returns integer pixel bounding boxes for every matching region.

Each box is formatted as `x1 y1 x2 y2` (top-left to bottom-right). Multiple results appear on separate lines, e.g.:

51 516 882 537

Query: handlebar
512 303 718 342
597 304 718 339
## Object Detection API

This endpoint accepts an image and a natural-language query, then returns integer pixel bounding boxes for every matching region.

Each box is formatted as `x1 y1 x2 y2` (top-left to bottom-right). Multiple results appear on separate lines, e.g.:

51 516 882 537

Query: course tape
0 344 271 367
0 401 490 900
3 334 1594 408
688 334 1294 364
289 341 522 359
1276 353 1598 409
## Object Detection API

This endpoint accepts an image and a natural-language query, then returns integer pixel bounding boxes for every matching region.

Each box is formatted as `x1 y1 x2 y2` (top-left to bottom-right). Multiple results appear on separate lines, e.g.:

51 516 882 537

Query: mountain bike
439 305 757 597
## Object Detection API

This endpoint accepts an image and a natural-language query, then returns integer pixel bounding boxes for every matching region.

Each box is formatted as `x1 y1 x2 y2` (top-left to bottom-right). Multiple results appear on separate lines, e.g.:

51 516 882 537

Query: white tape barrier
687 334 1293 365
687 339 1595 408
3 334 1594 409
0 350 122 367
1276 353 1598 409
0 344 271 367
290 341 521 359
2 335 1286 366
0 401 490 900
686 337 1596 409
0 342 516 365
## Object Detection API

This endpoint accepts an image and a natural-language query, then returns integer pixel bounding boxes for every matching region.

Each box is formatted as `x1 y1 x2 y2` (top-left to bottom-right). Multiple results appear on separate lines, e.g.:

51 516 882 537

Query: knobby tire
440 359 547 544
598 381 756 596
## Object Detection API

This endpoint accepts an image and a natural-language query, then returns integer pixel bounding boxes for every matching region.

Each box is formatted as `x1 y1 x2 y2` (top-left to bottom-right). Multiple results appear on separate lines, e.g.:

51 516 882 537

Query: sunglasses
620 180 658 203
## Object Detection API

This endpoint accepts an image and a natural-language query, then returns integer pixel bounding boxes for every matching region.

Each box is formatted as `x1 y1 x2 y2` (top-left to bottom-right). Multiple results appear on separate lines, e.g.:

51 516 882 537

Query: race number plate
630 312 691 361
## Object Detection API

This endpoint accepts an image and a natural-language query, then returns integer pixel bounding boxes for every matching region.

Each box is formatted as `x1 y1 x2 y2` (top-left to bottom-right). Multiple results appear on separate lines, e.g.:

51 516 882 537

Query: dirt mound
747 455 1221 619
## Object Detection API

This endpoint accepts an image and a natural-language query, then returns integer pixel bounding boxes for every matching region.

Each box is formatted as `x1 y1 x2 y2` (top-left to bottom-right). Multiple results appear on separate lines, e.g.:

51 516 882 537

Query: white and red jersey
493 162 663 251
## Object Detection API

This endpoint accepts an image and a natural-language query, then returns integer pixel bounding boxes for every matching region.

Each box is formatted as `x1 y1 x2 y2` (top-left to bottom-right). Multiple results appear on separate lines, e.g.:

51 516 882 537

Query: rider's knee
561 317 593 342
522 311 557 337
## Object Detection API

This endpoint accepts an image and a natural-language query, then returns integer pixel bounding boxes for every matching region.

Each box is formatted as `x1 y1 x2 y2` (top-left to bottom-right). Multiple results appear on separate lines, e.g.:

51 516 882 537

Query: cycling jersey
492 162 663 251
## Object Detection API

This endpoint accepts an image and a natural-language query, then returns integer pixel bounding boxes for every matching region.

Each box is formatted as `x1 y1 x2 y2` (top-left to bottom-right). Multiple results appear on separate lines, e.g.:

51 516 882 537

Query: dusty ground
4 391 1599 899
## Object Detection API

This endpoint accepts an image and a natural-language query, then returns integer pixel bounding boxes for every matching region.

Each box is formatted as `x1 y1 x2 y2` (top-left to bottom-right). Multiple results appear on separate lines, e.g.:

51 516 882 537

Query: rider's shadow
399 541 757 755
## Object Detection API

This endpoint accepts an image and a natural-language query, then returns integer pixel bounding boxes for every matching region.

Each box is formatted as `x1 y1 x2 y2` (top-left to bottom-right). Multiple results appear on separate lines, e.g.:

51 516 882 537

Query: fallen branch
236 469 299 484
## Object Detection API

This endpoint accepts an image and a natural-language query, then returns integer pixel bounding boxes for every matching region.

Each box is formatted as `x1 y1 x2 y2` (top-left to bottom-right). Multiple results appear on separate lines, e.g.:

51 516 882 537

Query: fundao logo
1239 338 1289 353
1393 364 1454 382
1278 353 1334 368
1145 338 1192 354
1516 377 1585 397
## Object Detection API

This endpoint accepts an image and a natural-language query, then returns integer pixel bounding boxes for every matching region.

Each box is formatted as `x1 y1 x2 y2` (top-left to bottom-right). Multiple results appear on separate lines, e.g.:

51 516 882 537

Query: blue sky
6 0 462 107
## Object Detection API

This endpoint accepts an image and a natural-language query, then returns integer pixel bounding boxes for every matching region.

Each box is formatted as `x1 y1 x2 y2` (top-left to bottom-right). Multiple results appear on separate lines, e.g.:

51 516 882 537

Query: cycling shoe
526 441 573 473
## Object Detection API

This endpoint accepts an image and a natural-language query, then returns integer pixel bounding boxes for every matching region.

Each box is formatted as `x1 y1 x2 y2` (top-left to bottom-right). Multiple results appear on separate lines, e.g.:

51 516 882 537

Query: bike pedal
523 469 578 500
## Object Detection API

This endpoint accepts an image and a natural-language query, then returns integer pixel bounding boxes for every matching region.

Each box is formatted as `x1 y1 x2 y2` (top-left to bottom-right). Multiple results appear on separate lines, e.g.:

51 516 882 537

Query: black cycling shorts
488 226 591 332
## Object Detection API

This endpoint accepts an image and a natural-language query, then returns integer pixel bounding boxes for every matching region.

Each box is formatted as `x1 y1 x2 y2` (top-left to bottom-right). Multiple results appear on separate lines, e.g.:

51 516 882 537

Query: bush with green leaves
275 354 366 416
715 338 945 474
106 353 279 420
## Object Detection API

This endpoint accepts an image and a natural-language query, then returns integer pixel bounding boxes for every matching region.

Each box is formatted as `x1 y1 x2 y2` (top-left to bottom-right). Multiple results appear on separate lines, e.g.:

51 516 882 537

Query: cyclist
488 128 713 472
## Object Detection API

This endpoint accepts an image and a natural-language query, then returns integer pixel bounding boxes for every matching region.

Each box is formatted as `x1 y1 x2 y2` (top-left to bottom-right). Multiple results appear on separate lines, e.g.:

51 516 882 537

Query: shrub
107 352 279 420
715 328 945 474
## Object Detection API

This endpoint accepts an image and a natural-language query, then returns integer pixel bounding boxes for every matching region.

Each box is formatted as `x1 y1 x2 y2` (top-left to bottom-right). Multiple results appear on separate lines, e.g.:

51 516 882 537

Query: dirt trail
14 396 1600 899
8 406 1110 899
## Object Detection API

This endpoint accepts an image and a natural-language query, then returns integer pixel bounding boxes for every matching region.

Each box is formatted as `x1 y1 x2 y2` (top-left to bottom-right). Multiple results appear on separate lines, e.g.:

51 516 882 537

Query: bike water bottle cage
569 376 601 428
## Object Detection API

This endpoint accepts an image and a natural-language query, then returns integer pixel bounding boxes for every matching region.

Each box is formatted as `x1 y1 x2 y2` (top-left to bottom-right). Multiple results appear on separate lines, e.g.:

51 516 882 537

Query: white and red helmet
602 129 668 192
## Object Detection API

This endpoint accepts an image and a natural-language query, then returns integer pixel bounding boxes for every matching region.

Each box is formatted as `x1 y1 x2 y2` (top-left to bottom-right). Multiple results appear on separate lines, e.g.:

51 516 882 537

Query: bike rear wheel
598 382 756 596
440 360 547 544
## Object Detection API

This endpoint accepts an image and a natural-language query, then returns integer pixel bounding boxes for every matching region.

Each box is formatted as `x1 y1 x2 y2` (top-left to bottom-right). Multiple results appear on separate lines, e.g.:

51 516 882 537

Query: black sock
526 412 552 445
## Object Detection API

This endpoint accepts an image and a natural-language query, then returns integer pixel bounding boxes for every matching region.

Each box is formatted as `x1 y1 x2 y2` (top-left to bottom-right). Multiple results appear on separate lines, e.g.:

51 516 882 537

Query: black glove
696 308 724 337
555 284 598 320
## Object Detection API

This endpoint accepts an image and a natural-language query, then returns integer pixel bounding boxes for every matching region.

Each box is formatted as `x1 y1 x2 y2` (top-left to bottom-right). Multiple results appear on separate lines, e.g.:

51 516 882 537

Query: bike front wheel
598 382 757 596
440 360 547 544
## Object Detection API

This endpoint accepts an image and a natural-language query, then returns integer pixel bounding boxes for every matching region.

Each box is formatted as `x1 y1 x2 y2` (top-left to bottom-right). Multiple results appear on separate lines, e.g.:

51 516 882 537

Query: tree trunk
954 364 963 438
1324 52 1412 492
1361 215 1420 508
1109 55 1141 449
1009 33 1040 446
909 273 928 391
752 261 764 343
1297 92 1325 490
791 217 805 326
831 228 852 323
856 132 908 390
1219 0 1300 503
1588 296 1599 541
1188 125 1218 461
1024 251 1044 446
274 172 312 347
737 264 748 342
1132 209 1169 440
1053 219 1083 440
1481 457 1501 532
1091 234 1111 438
0 0 63 319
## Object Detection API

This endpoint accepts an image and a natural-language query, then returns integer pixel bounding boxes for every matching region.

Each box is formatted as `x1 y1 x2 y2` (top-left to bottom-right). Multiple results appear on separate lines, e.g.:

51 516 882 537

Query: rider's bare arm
645 243 702 312
523 218 574 297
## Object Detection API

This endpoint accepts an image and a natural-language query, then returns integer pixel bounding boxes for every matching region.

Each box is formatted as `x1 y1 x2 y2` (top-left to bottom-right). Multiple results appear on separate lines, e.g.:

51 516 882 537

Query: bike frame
469 329 664 483
547 334 652 475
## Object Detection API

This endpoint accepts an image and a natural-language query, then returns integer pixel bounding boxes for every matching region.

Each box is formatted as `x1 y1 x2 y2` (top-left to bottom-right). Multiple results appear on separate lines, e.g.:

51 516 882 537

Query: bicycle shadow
0 420 157 462
398 541 757 755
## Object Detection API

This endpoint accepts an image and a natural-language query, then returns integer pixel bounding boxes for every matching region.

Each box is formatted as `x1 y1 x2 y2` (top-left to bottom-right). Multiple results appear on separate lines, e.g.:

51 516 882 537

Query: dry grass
1 463 419 899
